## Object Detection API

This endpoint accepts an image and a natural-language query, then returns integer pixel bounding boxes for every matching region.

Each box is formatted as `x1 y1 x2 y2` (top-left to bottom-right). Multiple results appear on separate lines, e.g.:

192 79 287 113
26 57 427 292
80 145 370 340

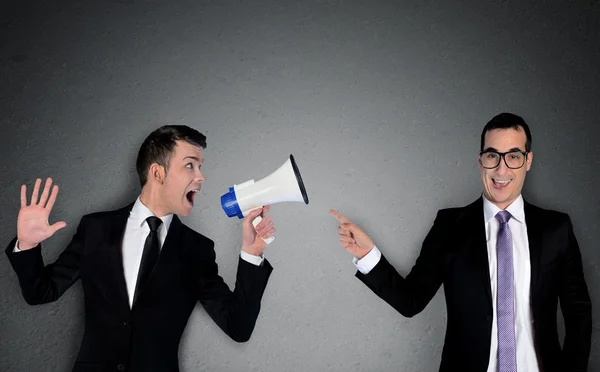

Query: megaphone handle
251 213 275 245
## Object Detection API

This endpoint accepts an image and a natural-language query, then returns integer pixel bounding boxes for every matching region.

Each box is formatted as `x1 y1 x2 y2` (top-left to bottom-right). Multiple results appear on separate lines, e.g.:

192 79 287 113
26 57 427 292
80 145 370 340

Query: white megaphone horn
220 154 309 244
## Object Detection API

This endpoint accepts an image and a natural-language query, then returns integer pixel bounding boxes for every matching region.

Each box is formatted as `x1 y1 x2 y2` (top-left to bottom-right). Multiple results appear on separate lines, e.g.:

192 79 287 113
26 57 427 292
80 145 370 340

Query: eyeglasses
479 150 529 169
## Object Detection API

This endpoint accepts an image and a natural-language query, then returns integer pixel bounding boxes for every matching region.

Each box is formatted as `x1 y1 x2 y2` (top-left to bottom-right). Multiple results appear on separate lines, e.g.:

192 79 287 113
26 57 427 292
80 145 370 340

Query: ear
525 151 533 171
149 163 166 184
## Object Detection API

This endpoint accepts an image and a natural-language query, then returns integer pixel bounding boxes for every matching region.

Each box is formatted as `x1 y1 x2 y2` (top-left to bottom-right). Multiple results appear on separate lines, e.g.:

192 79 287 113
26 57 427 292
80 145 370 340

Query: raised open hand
17 178 67 250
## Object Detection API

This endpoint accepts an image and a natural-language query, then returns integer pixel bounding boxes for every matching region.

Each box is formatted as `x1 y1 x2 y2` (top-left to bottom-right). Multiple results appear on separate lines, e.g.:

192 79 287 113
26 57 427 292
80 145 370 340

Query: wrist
355 245 375 260
241 246 264 257
17 240 37 250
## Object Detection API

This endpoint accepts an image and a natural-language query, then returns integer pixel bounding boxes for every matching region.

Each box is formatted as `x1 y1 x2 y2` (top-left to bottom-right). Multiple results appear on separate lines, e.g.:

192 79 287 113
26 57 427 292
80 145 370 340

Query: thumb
340 222 360 234
245 208 264 221
50 221 67 234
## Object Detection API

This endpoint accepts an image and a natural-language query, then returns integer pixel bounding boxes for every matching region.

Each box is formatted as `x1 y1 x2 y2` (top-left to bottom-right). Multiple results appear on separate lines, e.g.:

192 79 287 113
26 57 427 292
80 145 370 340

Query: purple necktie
496 210 517 372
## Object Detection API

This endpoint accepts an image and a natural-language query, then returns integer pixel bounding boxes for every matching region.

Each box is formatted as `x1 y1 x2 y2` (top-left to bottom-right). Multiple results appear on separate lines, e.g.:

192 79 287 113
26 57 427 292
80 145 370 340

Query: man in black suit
330 113 592 372
6 125 276 372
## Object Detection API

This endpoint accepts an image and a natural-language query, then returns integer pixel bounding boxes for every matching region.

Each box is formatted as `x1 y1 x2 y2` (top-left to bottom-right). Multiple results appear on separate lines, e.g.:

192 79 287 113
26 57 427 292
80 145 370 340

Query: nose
495 155 511 174
195 169 206 182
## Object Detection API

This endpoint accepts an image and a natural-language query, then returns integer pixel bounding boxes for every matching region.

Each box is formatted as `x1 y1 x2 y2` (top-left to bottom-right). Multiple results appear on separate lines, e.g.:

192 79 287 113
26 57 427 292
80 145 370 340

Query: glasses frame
479 150 529 169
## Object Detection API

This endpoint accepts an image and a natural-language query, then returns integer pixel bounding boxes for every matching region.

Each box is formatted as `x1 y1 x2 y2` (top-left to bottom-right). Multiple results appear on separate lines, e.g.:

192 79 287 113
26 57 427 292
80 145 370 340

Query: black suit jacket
356 197 591 372
6 202 273 372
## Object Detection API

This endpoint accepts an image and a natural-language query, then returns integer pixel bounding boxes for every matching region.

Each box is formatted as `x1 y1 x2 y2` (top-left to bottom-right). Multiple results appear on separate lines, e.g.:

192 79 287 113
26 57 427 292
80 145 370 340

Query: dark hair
136 125 207 187
480 112 532 152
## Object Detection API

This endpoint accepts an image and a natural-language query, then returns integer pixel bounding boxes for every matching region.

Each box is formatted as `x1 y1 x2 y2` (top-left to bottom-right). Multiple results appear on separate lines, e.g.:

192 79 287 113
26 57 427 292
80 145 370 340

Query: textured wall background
1 0 599 371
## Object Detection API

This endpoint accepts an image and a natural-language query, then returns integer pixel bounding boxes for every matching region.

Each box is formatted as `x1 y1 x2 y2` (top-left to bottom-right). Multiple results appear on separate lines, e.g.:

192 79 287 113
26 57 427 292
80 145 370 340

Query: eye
509 152 522 159
185 163 193 169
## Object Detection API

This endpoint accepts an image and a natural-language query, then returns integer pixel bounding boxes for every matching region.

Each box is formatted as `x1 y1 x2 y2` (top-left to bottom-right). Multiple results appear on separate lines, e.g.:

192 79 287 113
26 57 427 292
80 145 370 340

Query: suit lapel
131 215 183 308
105 203 135 317
524 201 542 308
460 197 493 308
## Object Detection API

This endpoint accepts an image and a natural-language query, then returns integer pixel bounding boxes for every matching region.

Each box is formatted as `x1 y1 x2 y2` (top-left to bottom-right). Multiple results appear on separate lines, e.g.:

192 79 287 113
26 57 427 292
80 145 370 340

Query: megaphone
220 154 309 244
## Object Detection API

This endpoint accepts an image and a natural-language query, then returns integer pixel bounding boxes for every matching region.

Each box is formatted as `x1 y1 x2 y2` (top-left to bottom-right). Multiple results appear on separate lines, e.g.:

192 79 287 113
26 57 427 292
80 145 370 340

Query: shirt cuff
352 245 381 274
240 250 264 266
13 240 22 253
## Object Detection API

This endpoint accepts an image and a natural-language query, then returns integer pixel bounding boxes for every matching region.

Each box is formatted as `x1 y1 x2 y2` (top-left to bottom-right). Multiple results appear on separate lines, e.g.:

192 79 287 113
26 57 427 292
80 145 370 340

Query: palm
18 206 54 245
17 178 66 249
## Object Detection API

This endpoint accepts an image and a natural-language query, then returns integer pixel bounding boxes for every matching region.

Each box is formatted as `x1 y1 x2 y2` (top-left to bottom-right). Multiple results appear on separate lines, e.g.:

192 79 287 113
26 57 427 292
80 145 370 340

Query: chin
489 192 516 207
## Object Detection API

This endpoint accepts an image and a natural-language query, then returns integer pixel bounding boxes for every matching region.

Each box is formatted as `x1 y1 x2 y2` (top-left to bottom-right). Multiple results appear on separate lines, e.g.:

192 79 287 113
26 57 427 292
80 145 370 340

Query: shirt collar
130 196 174 232
482 193 525 224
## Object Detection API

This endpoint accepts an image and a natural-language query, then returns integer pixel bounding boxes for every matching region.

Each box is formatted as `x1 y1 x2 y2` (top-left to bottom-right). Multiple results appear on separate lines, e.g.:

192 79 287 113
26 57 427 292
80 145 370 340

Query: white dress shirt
15 196 264 308
353 194 540 371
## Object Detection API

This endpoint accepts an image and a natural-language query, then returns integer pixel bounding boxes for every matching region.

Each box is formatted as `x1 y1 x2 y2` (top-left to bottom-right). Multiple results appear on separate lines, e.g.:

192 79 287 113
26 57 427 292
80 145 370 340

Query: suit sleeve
5 217 85 305
559 215 592 372
355 210 448 317
196 242 273 342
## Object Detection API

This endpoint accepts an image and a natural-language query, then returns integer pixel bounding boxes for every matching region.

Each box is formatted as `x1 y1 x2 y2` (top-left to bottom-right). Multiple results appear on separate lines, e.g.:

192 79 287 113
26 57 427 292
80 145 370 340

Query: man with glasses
330 113 591 372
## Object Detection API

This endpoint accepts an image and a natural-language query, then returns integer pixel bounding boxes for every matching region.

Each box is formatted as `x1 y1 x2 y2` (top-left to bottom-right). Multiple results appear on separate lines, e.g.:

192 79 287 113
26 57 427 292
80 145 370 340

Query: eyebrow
183 156 203 163
482 147 524 152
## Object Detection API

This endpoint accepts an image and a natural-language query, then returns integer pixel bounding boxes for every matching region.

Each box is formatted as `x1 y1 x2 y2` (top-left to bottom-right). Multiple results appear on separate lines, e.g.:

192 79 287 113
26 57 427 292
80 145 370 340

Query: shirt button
117 364 125 370
122 320 129 326
485 315 492 321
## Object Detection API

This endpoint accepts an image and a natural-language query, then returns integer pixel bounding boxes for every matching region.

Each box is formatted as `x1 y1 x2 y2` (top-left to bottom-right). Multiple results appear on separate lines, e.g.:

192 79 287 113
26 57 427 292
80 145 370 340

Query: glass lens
505 151 525 168
480 152 500 168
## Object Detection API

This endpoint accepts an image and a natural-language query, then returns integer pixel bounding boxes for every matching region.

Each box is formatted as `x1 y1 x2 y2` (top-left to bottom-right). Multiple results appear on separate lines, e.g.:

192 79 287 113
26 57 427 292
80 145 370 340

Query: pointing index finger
329 209 351 224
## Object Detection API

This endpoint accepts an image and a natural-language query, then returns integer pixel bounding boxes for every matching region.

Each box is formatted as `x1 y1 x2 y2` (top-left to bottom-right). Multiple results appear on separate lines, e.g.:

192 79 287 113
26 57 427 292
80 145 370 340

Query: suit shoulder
435 205 468 220
79 205 131 224
433 198 483 226
526 202 568 217
525 202 572 227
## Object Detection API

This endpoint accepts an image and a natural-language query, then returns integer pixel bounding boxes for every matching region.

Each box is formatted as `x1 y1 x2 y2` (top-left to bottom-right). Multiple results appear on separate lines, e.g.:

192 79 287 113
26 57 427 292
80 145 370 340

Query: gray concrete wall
1 0 598 371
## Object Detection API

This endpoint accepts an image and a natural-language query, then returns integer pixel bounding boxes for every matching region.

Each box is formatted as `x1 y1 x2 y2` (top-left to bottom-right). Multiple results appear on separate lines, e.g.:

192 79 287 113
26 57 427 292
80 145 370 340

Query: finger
38 178 53 207
340 222 360 234
21 185 26 208
46 185 59 211
340 241 358 251
338 234 355 244
50 221 67 234
261 205 270 214
329 209 352 224
255 215 272 230
257 220 274 234
262 227 276 238
337 226 351 237
30 178 42 205
246 208 264 220
245 209 264 228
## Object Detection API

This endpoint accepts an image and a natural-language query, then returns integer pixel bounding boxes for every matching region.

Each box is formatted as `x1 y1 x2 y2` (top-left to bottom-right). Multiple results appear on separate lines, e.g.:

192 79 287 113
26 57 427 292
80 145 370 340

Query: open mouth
492 178 511 188
186 189 200 205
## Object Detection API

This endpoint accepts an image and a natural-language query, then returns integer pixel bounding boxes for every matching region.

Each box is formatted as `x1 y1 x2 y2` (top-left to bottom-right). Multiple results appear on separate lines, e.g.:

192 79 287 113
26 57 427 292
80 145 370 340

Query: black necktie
133 216 162 305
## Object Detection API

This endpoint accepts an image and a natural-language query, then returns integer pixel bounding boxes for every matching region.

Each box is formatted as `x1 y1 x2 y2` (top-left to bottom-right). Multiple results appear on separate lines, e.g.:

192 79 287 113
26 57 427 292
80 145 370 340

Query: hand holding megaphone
241 206 275 254
221 154 309 245
245 206 276 244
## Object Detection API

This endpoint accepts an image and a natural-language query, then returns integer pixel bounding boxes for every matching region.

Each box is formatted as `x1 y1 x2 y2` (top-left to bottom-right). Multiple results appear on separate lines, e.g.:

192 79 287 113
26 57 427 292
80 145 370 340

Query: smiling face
159 140 206 216
479 128 533 210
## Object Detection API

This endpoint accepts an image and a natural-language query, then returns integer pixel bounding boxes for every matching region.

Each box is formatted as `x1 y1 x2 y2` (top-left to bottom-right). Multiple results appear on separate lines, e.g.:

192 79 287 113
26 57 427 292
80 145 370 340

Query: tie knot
146 216 162 232
495 210 512 224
